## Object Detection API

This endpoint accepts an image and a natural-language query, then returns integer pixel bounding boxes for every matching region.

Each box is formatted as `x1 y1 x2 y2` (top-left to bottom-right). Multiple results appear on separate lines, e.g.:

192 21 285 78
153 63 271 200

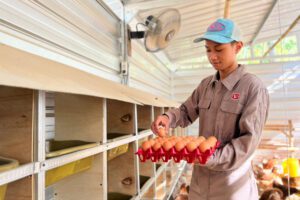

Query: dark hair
230 41 240 45
259 188 283 200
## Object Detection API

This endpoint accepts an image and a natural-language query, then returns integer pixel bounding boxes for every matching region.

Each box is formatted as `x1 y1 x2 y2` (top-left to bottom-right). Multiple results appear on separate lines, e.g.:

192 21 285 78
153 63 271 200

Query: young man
151 18 270 200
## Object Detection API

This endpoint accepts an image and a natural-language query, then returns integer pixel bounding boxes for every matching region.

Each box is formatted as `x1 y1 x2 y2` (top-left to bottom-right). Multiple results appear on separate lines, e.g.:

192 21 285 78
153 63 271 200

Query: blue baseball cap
193 18 242 43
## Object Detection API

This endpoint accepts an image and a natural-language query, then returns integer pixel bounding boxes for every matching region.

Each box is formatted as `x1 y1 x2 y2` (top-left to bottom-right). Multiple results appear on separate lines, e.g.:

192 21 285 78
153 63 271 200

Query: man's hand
151 115 170 137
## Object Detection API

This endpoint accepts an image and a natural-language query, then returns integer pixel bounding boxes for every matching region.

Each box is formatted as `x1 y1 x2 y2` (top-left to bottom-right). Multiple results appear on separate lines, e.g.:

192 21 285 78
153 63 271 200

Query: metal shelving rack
0 90 185 200
0 44 185 200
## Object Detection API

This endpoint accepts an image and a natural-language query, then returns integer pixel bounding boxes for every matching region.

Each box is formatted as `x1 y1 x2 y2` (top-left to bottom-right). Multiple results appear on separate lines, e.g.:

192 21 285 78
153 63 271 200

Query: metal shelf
133 160 170 200
42 130 152 171
0 163 37 186
165 161 187 200
0 130 153 186
0 88 185 200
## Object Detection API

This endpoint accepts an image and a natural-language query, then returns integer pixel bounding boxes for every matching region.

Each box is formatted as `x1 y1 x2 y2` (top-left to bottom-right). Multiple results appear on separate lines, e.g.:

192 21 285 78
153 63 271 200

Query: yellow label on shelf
46 156 93 187
108 144 129 161
0 184 7 200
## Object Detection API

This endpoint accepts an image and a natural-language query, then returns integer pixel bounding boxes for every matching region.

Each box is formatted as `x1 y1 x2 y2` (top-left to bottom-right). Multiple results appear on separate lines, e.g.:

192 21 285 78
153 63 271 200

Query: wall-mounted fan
129 8 181 52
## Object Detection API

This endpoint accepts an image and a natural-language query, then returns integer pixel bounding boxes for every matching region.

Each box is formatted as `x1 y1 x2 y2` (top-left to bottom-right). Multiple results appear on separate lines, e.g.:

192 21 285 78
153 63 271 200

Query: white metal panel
101 0 124 20
130 78 170 98
0 0 121 82
129 40 172 98
0 0 176 100
130 64 171 96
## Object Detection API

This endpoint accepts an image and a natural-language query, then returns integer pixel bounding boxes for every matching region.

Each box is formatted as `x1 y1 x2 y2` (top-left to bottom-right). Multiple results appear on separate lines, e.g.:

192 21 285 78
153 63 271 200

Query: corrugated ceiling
126 0 300 66
125 0 300 136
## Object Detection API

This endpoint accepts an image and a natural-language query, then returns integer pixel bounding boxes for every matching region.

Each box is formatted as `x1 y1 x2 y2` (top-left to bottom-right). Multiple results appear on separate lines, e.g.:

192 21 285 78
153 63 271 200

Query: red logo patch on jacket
231 93 240 100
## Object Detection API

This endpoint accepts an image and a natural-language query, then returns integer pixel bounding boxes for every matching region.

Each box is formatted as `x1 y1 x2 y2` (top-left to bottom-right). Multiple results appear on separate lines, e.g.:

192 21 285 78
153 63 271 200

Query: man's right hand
151 114 170 137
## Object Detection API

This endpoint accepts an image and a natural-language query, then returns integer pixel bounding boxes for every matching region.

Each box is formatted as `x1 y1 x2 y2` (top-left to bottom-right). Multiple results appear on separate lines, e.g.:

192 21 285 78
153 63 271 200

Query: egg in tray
136 135 219 164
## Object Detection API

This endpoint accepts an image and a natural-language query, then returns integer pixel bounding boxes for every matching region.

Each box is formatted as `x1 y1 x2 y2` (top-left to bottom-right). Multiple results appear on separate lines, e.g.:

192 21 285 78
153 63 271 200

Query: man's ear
235 41 244 54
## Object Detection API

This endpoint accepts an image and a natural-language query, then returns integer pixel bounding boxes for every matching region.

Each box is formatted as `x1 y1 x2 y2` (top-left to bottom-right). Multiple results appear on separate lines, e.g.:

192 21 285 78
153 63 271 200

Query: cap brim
193 34 234 44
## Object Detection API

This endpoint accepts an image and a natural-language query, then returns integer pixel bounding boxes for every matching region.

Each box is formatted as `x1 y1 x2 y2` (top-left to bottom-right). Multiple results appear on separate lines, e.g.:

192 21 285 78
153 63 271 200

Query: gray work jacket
165 65 269 200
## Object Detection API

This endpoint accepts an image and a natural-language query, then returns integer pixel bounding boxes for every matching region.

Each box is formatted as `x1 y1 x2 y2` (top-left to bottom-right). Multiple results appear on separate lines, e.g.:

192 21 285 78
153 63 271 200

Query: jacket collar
209 65 246 91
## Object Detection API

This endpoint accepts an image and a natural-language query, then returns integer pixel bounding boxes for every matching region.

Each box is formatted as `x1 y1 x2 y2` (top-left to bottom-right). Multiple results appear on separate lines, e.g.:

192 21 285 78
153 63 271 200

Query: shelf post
35 90 46 200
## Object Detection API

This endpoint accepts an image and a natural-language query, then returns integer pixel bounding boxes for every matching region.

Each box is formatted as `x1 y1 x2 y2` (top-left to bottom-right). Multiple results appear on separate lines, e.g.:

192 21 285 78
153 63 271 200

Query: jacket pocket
198 99 211 109
220 100 243 114
219 100 244 140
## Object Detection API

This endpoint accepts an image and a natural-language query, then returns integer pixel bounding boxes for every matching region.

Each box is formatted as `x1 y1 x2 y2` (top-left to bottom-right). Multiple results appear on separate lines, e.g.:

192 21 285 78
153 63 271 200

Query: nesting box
45 93 104 199
0 86 35 200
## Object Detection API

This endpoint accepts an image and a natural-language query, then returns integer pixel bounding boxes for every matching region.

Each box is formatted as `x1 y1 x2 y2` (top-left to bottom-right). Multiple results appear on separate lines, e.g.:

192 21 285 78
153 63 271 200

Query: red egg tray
135 141 220 164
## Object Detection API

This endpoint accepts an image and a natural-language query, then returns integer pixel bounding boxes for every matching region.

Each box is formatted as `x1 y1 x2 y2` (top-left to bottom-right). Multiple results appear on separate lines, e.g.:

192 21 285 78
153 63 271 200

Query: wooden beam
258 145 299 151
224 0 231 18
264 124 290 129
263 15 300 57
263 120 296 153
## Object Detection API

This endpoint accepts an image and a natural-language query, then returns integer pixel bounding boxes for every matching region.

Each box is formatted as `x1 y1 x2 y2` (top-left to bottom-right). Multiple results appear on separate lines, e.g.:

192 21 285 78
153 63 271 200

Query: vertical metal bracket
35 90 46 200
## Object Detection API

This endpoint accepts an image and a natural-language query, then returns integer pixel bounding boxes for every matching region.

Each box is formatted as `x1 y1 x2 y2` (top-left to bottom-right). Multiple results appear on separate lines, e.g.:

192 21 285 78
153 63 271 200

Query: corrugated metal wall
0 0 123 82
129 40 172 98
0 0 171 98
0 0 172 139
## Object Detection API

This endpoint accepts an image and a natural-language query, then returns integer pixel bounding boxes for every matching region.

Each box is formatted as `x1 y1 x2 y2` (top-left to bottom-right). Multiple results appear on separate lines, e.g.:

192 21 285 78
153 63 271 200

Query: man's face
205 40 243 71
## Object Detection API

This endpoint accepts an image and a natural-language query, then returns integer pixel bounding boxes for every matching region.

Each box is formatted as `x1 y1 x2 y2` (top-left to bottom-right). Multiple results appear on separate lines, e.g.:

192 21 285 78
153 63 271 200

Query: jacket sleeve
165 82 204 128
205 85 270 171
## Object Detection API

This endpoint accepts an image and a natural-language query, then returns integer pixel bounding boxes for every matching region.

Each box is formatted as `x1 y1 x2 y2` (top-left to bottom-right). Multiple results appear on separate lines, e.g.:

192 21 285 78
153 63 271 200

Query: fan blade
144 31 160 52
143 8 181 52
